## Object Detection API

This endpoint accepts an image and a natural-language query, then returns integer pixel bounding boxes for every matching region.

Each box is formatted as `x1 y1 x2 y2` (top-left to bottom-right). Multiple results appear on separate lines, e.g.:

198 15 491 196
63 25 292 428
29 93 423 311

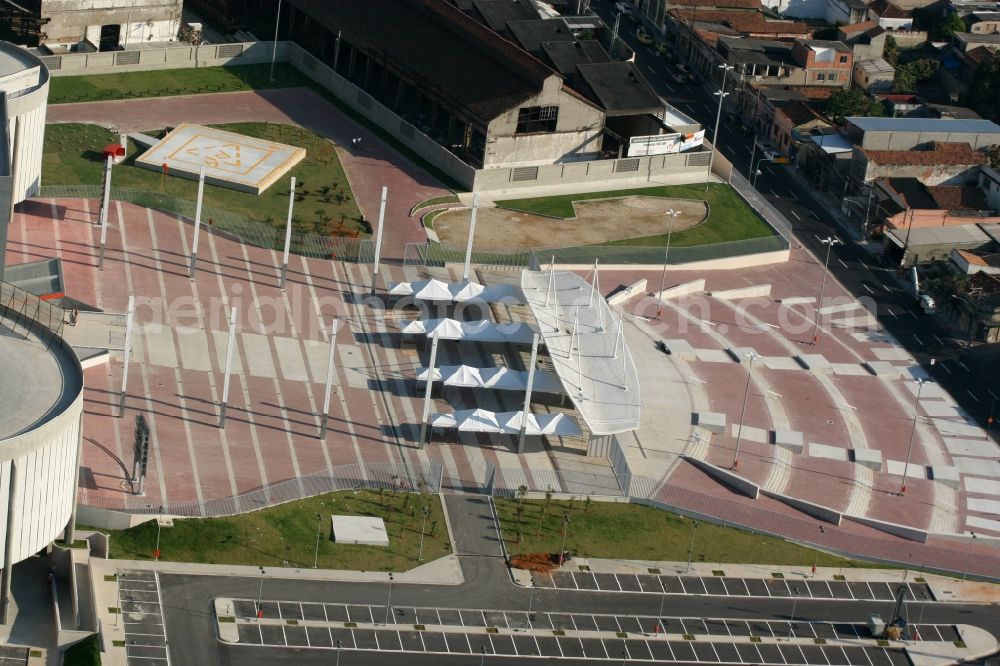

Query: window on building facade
816 73 826 81
840 55 848 63
516 106 559 133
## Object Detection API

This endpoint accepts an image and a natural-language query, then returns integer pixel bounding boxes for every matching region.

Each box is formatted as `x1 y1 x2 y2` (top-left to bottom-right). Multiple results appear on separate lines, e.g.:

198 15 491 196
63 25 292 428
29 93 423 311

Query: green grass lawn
43 122 362 235
63 634 102 666
496 183 774 247
47 63 313 105
80 490 448 571
495 498 874 569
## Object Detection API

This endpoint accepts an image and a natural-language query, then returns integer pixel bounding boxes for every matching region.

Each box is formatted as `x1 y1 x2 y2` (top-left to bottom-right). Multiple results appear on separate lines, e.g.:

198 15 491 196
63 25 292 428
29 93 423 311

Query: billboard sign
627 133 681 157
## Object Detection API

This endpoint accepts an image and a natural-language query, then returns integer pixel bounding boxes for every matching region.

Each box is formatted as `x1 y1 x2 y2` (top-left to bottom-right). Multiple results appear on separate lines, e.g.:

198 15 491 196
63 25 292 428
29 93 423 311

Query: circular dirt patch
434 196 707 250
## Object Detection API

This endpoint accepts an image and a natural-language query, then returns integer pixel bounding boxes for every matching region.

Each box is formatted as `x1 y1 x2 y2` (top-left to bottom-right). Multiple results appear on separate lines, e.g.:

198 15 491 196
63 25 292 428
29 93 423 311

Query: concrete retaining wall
548 249 790 272
761 490 842 525
683 455 760 499
41 41 293 76
844 514 929 543
76 504 152 530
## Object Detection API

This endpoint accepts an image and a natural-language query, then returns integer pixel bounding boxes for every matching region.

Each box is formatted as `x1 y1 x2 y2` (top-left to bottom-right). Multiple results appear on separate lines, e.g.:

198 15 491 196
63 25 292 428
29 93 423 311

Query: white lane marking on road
881 282 891 293
860 260 870 271
863 284 874 294
647 65 656 73
726 145 736 155
769 188 779 198
913 334 923 345
933 334 943 344
968 390 979 402
940 361 952 374
791 210 801 220
910 311 918 319
958 361 970 372
988 389 999 401
887 308 897 318
837 257 846 268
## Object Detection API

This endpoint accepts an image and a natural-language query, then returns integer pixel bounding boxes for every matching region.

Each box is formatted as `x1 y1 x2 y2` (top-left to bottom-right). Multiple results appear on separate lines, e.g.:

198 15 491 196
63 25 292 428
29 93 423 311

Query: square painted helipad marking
135 123 306 194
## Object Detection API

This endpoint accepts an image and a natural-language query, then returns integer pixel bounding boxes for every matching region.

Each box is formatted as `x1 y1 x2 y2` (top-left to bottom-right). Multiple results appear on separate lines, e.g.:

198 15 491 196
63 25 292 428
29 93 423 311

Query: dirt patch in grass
433 196 706 250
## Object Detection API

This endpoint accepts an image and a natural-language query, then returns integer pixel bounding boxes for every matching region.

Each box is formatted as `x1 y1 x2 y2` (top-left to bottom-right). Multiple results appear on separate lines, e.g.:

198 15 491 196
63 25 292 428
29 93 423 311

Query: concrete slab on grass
696 412 726 435
331 515 389 546
852 448 882 471
773 429 803 454
930 465 960 489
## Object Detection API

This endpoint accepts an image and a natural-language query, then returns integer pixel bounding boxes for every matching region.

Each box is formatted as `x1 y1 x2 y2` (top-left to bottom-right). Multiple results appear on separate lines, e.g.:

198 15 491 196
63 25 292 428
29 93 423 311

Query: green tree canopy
892 58 940 92
825 88 885 124
960 53 1000 122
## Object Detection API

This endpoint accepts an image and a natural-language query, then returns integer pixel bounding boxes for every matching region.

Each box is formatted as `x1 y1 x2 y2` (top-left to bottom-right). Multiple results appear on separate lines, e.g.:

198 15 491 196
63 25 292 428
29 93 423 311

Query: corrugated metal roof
885 224 991 247
847 117 1000 133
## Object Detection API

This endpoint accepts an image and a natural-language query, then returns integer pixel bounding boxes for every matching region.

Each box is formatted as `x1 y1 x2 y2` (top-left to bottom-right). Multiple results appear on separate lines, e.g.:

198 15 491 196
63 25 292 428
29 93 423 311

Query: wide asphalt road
159 564 1000 665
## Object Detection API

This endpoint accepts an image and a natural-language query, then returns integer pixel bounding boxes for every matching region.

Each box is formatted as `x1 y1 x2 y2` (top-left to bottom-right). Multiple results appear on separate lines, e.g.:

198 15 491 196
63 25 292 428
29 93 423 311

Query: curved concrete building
0 291 82 620
0 40 49 203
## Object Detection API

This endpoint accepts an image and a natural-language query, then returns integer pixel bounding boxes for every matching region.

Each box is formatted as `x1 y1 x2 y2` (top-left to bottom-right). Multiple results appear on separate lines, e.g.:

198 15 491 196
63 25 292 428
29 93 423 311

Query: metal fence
405 234 789 269
0 280 65 345
39 186 374 263
78 461 444 518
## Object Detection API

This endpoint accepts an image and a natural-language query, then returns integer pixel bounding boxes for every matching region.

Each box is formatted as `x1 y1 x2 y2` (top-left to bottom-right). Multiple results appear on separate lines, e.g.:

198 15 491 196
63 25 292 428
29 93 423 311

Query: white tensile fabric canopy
401 318 536 344
416 365 564 393
428 409 582 437
388 280 525 304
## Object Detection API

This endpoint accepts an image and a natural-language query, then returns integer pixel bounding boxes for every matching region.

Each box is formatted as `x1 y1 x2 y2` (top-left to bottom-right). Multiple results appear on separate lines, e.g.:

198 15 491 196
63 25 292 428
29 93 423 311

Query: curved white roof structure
416 364 564 393
521 266 641 435
402 317 537 344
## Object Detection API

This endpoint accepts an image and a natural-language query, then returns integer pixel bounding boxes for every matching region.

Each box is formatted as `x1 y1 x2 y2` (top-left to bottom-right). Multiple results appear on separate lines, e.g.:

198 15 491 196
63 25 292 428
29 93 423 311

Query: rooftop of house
883 176 989 210
670 9 811 35
869 0 911 19
954 31 1000 46
839 20 879 35
861 141 987 165
954 249 1000 267
968 11 1000 20
541 39 611 76
857 57 895 74
799 38 854 53
507 18 577 53
925 102 983 119
288 0 557 124
847 116 1000 133
669 0 763 8
470 0 540 31
576 62 664 115
779 100 829 125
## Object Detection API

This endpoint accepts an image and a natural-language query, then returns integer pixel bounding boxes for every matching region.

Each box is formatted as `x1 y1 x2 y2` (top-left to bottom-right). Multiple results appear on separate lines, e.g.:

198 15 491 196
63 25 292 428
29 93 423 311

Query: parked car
614 1 631 12
675 63 695 82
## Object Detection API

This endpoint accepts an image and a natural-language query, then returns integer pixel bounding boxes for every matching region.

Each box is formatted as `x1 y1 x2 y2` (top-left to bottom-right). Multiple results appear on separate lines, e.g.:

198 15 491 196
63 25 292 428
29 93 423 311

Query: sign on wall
0 66 40 97
627 133 681 157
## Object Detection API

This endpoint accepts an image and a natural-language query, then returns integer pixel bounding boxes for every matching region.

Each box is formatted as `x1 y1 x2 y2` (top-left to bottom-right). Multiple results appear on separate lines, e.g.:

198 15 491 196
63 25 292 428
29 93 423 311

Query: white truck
910 267 936 314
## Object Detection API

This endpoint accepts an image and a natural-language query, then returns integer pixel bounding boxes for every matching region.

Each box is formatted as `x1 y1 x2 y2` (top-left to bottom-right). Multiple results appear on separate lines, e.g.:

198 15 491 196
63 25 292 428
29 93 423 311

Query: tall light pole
256 566 265 620
731 351 760 470
900 377 932 494
788 586 799 639
384 572 394 624
269 0 282 82
655 209 681 319
418 505 430 561
558 513 571 565
705 64 733 192
685 520 699 574
963 532 977 581
313 512 323 569
527 580 537 629
811 236 841 345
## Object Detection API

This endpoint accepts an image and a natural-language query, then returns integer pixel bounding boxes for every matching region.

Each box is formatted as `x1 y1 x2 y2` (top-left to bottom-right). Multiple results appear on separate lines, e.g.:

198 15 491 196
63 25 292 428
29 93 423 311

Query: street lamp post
269 0 282 82
731 351 760 470
559 513 571 565
313 513 323 569
418 505 430 561
384 572 394 624
788 587 799 639
335 640 342 666
527 580 536 629
811 236 841 345
900 377 932 494
655 208 681 319
656 580 668 633
256 566 265 621
685 520 699 573
963 532 977 581
705 64 733 192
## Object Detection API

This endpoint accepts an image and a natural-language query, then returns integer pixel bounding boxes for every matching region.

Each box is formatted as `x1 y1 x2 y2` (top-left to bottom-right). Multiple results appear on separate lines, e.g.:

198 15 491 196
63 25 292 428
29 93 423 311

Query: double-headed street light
705 64 734 192
901 376 933 494
812 236 842 345
655 208 681 319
